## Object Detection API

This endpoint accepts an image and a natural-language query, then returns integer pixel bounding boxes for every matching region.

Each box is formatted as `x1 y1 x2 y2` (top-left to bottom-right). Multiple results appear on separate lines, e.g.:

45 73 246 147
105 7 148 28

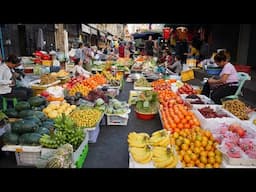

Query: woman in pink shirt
201 52 238 104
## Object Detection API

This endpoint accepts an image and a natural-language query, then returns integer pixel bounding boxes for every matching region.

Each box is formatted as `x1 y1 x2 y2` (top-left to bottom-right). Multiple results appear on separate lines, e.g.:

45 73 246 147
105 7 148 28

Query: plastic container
135 111 156 120
181 69 194 81
88 124 100 143
234 65 251 74
206 68 222 75
106 114 129 125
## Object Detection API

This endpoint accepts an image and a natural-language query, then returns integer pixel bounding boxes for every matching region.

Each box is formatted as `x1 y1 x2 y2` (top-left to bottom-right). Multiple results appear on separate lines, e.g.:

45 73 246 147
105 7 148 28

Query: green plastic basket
75 144 89 168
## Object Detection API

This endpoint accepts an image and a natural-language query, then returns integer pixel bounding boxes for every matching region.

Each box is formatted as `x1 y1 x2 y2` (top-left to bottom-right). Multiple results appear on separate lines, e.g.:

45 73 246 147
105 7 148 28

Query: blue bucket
206 68 222 75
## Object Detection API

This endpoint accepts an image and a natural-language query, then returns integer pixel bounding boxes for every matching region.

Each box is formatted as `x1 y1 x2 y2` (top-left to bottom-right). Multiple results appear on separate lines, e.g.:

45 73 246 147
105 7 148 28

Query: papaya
5 108 19 118
33 111 47 121
19 133 42 146
15 101 31 112
18 110 35 118
2 132 19 145
28 96 46 107
11 120 38 134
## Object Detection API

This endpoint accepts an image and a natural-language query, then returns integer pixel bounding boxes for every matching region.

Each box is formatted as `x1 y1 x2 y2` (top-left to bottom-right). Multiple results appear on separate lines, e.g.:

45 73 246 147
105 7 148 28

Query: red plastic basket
135 111 156 120
234 64 251 74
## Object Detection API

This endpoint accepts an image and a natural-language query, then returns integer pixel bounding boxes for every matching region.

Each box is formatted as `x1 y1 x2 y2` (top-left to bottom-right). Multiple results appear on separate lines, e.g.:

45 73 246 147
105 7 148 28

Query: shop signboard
91 28 98 35
163 27 171 40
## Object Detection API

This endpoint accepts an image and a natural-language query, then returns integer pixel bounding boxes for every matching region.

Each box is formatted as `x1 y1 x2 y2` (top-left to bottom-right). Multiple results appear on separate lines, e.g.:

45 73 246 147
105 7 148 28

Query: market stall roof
132 31 162 40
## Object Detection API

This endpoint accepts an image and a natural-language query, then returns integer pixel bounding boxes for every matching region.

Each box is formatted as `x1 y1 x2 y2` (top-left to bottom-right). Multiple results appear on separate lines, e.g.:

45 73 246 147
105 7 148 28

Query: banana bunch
152 146 178 168
129 145 153 164
128 132 150 148
149 130 170 147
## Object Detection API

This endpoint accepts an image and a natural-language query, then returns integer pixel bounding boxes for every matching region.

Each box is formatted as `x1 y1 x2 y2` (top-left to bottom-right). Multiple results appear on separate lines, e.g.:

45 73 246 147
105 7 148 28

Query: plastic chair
0 96 18 111
223 72 251 101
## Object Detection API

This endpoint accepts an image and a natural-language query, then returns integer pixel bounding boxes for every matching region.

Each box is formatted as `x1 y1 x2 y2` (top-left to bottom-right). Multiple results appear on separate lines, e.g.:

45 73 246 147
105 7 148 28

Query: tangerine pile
152 79 176 91
157 90 183 105
160 104 200 132
170 127 222 168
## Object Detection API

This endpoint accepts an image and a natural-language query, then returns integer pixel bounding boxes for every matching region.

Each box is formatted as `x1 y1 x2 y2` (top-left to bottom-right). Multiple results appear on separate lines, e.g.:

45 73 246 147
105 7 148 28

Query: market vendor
184 43 200 60
166 55 182 75
71 58 91 78
49 51 60 72
201 52 238 104
0 54 33 101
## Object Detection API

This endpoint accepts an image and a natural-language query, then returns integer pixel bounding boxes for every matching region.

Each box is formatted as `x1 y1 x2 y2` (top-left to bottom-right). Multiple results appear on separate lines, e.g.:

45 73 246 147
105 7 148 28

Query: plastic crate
88 124 100 143
15 151 41 166
75 144 89 168
2 145 42 166
106 114 128 126
181 69 194 81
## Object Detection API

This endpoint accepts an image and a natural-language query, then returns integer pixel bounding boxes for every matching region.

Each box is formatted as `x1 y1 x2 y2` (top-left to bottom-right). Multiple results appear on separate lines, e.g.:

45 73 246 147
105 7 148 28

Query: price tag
16 148 23 153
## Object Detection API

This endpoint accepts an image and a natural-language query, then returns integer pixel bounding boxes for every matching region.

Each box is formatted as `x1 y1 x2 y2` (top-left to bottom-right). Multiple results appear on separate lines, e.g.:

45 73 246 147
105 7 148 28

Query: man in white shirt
0 54 33 100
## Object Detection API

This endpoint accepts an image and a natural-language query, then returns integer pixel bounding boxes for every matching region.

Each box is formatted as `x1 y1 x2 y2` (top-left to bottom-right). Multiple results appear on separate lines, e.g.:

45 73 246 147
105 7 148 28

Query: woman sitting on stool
201 52 238 104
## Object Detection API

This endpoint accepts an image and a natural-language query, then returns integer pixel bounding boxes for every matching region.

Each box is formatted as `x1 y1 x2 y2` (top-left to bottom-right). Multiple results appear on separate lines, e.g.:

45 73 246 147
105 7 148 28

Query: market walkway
83 81 162 168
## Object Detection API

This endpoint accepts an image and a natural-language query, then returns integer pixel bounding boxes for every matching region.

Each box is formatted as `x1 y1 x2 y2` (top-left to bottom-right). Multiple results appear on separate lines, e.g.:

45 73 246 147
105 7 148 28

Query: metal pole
0 26 5 59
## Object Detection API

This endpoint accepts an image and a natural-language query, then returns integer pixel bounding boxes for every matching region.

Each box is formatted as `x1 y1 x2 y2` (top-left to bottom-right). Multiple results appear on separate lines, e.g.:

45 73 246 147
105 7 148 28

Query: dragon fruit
245 148 256 159
227 146 242 158
238 138 254 151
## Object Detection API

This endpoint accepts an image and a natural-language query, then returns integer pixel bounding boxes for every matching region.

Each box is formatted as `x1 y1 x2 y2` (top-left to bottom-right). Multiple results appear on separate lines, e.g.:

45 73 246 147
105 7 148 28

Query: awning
100 31 106 37
81 24 90 34
90 28 98 35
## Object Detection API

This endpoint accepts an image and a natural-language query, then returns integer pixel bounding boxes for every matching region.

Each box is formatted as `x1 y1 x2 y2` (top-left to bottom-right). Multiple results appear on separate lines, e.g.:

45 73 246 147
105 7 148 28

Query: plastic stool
1 97 18 111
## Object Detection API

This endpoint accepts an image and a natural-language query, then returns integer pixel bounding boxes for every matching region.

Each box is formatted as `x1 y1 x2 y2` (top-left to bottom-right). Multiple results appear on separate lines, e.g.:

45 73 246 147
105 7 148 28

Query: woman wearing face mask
201 52 238 104
0 54 33 101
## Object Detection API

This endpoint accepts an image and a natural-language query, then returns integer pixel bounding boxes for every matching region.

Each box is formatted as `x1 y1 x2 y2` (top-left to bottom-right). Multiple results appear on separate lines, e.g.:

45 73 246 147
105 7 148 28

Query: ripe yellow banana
152 130 167 137
153 156 174 168
158 137 170 147
166 156 178 168
130 147 152 164
152 147 167 157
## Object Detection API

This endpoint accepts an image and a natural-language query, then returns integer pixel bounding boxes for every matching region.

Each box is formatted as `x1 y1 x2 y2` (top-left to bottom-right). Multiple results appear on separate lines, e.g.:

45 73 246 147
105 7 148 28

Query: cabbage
107 107 113 114
95 98 104 106
113 101 122 109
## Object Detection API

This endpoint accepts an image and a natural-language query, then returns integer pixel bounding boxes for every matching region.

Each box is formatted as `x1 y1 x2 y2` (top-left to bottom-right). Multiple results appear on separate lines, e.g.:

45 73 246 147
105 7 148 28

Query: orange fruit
193 147 201 154
215 156 222 164
200 151 207 157
190 153 197 161
186 162 195 168
195 159 201 166
186 115 191 121
213 163 220 168
181 143 189 151
195 140 201 147
200 156 208 164
204 130 212 138
202 136 208 142
179 150 186 156
205 164 213 168
179 155 183 161
201 140 207 147
173 132 179 139
208 157 215 164
184 123 190 129
200 147 205 152
184 138 190 145
177 123 183 129
215 150 222 156
198 163 205 168
175 138 183 146
170 138 176 145
207 140 213 146
205 145 212 151
208 151 215 158
184 154 191 164
187 150 193 155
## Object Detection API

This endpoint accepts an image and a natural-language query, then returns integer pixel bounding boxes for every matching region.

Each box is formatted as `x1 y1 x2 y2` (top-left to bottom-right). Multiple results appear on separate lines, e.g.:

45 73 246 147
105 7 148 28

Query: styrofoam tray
180 94 214 105
221 159 256 168
192 105 239 130
133 86 153 91
2 145 42 152
129 153 182 168
30 79 61 88
218 146 256 166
